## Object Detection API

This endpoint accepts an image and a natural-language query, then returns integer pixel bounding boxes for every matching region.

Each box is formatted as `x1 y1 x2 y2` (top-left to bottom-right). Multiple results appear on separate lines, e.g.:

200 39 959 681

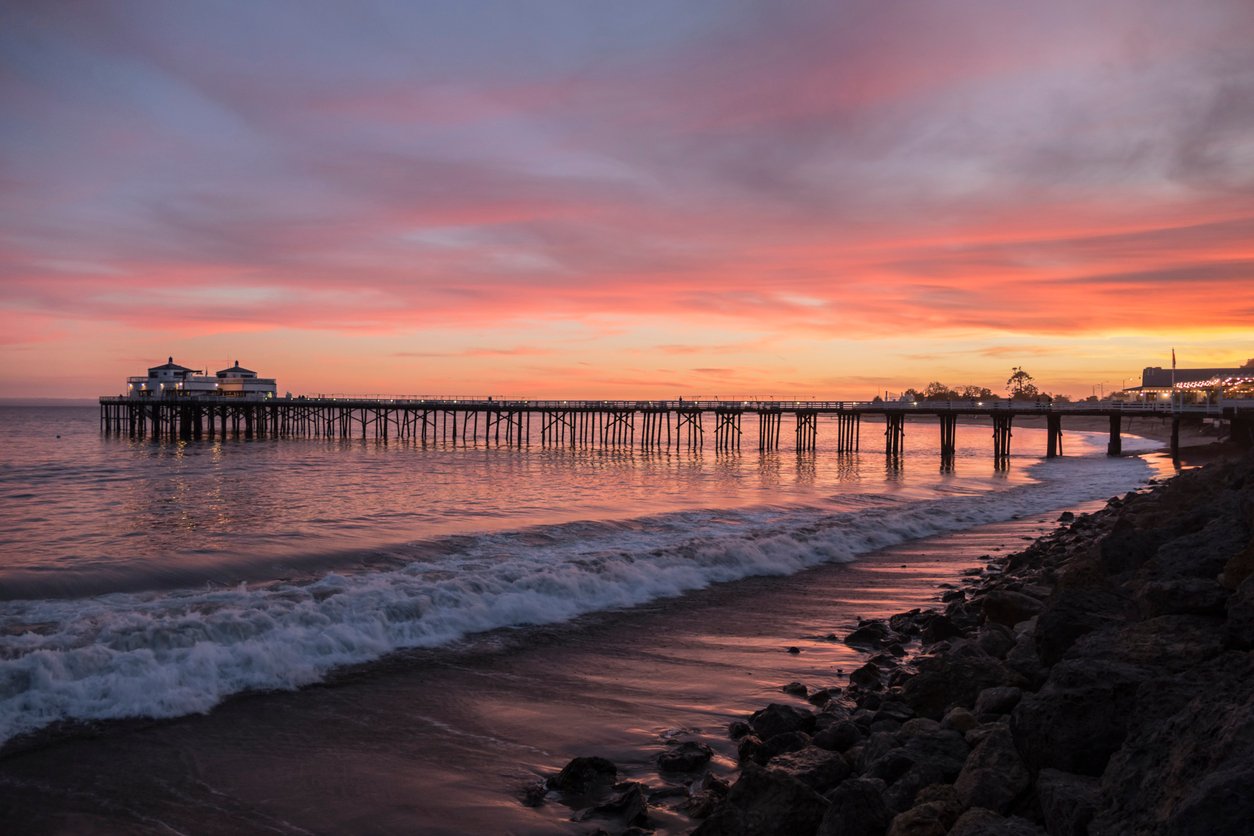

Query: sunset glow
3 1 1252 398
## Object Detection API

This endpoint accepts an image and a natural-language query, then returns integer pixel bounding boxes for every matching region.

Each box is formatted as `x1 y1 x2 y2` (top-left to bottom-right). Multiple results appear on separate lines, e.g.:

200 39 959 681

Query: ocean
0 405 1165 832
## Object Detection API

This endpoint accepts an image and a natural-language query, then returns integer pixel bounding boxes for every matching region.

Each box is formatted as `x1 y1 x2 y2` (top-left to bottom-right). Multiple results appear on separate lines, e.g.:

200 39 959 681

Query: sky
2 1 1252 400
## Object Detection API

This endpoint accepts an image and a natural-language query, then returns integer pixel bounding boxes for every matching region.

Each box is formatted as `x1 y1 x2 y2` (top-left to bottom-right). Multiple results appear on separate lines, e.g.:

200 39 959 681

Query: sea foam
0 444 1155 747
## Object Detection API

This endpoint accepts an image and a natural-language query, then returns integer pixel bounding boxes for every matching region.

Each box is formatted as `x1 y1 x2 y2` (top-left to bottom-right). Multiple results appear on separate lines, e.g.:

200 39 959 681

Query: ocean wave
0 450 1152 748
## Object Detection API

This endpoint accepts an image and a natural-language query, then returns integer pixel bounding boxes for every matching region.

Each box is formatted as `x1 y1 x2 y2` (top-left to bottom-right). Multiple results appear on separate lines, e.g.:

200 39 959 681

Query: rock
948 809 1047 835
846 620 899 649
885 805 948 836
1036 769 1099 836
896 718 940 738
1067 614 1224 675
1011 658 1148 775
728 719 752 739
1225 574 1254 649
576 781 649 827
920 613 963 645
1033 584 1127 665
1098 518 1165 574
940 707 977 733
701 772 731 797
902 643 1025 719
973 685 1021 716
875 700 915 723
520 780 547 807
850 662 883 689
974 623 1016 658
782 681 809 698
808 689 834 707
889 610 923 636
740 730 811 765
685 792 720 820
1135 578 1228 617
736 735 765 764
1058 511 1075 523
1219 538 1254 589
658 740 714 772
787 646 802 654
981 589 1045 627
816 777 891 836
693 763 829 836
886 784 961 836
812 720 863 752
767 747 851 792
749 703 817 739
815 702 852 728
1091 650 1254 835
954 726 1029 813
1004 632 1047 685
548 756 617 794
863 728 969 812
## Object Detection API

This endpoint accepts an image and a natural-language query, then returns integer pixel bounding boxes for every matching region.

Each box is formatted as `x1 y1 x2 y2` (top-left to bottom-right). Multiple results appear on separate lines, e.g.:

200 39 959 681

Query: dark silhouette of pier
99 396 1243 459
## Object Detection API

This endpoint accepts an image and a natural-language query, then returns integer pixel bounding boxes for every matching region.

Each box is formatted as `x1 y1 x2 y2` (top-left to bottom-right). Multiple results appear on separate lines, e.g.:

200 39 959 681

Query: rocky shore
539 450 1253 835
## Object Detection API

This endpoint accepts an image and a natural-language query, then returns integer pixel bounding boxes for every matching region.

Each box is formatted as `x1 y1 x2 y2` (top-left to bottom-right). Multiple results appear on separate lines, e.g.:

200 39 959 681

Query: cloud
3 1 1254 396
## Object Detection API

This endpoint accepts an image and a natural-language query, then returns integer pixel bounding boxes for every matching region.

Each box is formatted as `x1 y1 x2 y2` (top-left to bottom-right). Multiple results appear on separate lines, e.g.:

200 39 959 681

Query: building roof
148 356 194 373
1141 366 1250 388
216 360 258 376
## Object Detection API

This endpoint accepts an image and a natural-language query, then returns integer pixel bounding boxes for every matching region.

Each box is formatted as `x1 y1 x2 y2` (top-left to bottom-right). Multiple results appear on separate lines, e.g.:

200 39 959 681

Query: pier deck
99 396 1250 459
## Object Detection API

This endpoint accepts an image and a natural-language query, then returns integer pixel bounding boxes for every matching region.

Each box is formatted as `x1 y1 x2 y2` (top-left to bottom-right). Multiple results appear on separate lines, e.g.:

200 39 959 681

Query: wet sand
0 503 1112 835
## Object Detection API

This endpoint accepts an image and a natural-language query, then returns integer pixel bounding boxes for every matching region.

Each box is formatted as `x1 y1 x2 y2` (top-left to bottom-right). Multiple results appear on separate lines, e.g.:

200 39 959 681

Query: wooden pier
99 396 1238 460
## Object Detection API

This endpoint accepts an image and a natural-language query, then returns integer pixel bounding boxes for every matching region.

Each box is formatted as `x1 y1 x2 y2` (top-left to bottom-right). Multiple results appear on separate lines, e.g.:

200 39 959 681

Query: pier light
977 401 983 406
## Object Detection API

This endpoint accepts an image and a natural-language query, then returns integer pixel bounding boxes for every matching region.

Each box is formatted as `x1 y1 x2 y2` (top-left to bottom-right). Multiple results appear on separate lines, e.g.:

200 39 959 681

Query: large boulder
766 747 850 793
749 703 817 739
1092 651 1254 835
863 728 969 812
1134 578 1228 618
902 643 1024 719
1036 769 1099 836
813 720 863 752
973 686 1021 716
1011 658 1149 775
1032 583 1127 665
693 763 829 836
575 781 649 828
548 756 617 795
846 620 902 650
816 777 891 836
658 740 714 772
954 726 1029 814
885 784 961 836
1225 574 1254 649
981 589 1044 627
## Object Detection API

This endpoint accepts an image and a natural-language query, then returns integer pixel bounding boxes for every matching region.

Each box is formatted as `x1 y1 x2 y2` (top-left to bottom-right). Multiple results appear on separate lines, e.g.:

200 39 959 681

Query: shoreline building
1124 360 1254 402
127 357 277 399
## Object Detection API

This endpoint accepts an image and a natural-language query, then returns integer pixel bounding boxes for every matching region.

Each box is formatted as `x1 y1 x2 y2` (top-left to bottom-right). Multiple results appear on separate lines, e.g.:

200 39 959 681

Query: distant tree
924 381 956 400
1006 367 1039 400
871 395 884 404
1052 393 1072 404
958 385 994 400
902 388 923 402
